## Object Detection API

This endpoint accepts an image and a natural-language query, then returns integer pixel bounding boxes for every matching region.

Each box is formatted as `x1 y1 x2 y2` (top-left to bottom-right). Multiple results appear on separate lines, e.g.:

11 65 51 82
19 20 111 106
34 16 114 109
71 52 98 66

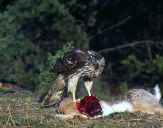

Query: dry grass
0 93 163 128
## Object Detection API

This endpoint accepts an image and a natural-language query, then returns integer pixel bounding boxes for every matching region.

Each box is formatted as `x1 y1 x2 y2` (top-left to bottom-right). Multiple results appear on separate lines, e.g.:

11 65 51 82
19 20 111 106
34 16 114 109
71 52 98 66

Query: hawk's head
86 50 105 77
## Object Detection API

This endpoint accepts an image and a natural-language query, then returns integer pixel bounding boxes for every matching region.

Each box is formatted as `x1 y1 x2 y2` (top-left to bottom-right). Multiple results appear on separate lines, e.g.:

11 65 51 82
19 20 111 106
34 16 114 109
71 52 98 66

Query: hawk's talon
73 99 80 102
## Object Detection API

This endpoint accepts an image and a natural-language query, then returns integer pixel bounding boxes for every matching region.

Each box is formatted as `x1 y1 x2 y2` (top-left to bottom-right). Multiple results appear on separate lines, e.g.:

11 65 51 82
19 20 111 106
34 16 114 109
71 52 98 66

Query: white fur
100 101 114 116
154 84 161 102
100 101 134 117
111 101 134 112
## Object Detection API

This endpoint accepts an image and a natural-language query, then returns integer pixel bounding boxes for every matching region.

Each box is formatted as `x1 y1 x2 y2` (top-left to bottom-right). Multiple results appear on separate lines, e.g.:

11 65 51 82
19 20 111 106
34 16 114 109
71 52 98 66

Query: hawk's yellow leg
85 81 93 96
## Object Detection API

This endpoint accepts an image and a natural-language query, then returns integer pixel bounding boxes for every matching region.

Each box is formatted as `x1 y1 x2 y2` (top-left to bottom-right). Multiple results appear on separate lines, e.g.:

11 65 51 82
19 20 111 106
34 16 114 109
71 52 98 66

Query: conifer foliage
0 0 88 90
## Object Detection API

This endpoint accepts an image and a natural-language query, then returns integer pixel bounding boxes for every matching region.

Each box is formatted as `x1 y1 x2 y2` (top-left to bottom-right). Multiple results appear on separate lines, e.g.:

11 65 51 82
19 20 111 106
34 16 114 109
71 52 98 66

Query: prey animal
45 85 163 119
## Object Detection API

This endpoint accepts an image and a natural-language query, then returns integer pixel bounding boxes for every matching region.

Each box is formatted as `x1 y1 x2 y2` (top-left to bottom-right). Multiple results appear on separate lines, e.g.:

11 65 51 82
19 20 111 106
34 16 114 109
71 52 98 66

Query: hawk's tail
41 74 66 107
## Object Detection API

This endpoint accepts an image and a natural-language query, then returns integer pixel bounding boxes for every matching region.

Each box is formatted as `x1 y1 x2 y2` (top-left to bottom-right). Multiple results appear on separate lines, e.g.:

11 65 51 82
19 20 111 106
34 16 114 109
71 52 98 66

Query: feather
41 49 105 107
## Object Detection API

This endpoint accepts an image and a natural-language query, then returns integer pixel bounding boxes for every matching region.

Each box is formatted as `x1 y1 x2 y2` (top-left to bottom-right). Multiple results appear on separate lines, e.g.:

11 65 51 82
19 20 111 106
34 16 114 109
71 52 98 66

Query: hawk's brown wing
54 49 91 75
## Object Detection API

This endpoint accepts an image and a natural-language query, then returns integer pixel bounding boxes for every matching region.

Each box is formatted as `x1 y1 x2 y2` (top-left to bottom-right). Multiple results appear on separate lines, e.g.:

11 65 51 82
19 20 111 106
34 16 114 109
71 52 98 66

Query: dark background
0 0 163 98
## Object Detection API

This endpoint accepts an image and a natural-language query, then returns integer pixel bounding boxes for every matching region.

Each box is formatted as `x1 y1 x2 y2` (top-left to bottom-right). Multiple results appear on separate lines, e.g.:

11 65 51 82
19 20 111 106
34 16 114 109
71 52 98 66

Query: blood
76 95 102 117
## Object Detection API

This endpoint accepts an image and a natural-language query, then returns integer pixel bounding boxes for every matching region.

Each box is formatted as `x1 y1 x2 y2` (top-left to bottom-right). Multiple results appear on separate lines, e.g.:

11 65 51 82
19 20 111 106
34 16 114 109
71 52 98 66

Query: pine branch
89 16 132 39
99 40 163 53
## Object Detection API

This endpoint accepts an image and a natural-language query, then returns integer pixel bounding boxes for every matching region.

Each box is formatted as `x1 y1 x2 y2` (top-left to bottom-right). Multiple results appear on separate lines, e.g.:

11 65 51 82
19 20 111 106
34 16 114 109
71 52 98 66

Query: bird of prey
41 49 105 107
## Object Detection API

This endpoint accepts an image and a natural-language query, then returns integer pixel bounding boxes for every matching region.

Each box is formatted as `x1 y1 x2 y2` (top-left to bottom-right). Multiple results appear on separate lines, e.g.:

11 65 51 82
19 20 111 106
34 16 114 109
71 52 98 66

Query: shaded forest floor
0 93 162 128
